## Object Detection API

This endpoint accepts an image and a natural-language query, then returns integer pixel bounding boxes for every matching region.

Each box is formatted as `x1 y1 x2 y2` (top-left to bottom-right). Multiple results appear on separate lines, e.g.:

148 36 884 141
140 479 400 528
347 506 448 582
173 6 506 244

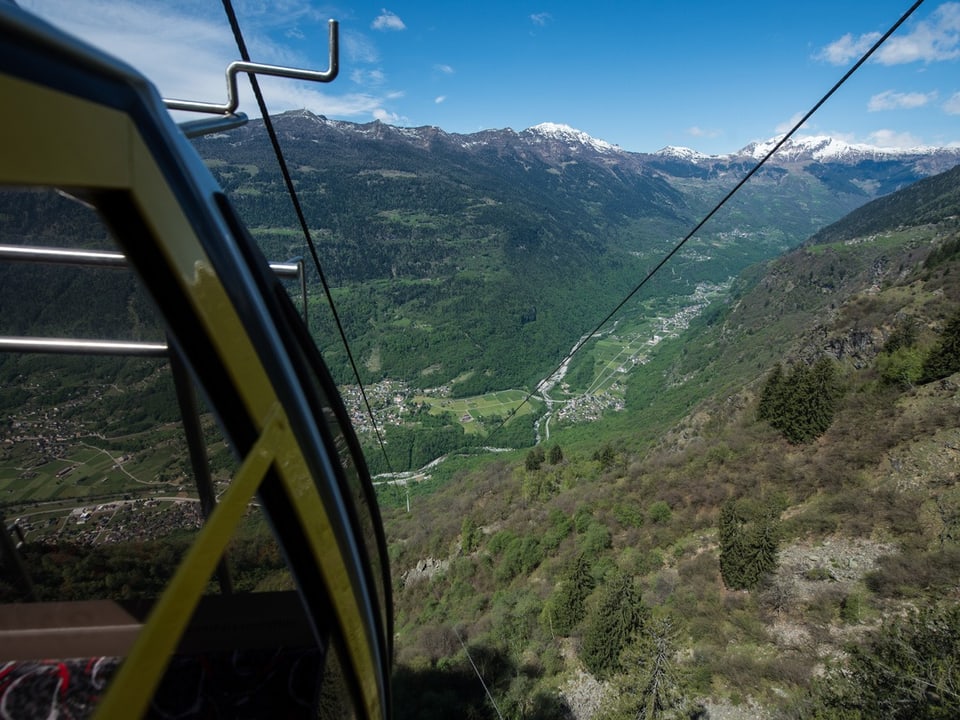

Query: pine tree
807 357 840 440
581 573 648 679
548 553 594 636
719 500 780 590
757 363 785 422
719 501 748 590
632 618 685 720
548 444 564 465
921 308 960 383
758 359 841 444
744 512 780 587
597 619 693 720
525 445 545 471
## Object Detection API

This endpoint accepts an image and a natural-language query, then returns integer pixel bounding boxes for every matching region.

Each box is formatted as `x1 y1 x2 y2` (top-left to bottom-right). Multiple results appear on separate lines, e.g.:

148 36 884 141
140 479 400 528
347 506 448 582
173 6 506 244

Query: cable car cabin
0 5 391 719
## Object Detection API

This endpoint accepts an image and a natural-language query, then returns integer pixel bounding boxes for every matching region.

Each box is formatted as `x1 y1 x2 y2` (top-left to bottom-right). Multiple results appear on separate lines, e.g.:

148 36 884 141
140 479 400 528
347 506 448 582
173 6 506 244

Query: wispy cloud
22 0 238 101
350 68 387 86
817 3 960 65
435 95 447 104
775 112 810 134
21 0 404 123
816 31 881 65
866 129 924 148
372 9 406 32
343 31 380 64
373 107 404 123
530 12 553 26
868 90 938 111
434 64 455 75
686 126 721 139
945 91 960 114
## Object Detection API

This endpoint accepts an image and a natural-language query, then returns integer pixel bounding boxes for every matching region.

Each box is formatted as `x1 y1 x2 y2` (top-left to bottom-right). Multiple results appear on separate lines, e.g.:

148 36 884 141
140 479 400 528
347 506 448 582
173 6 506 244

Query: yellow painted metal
0 74 131 188
274 433 383 718
3 67 385 719
0 72 278 444
92 405 284 719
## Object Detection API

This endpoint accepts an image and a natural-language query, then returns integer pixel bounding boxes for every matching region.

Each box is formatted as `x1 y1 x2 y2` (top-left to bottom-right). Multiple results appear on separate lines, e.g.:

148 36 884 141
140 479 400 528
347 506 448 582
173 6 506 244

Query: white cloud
343 32 380 64
945 91 960 114
868 90 938 111
686 126 720 138
19 0 405 125
434 64 455 75
816 31 881 65
866 129 924 148
818 3 960 66
875 2 960 64
530 12 552 26
775 112 810 134
373 107 403 123
21 0 237 103
435 95 447 104
255 81 400 121
372 9 406 32
350 68 387 87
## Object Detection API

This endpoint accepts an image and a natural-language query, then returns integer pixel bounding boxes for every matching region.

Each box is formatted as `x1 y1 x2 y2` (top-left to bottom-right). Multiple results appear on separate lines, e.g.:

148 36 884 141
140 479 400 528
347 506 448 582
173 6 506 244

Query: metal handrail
163 20 338 115
0 243 308 332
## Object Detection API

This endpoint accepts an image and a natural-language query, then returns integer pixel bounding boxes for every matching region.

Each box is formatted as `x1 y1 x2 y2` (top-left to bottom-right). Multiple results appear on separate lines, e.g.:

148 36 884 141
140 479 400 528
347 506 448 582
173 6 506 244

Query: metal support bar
163 20 338 115
0 244 126 268
0 244 308 326
273 258 308 329
0 337 168 356
0 244 301 277
169 342 233 595
178 112 249 138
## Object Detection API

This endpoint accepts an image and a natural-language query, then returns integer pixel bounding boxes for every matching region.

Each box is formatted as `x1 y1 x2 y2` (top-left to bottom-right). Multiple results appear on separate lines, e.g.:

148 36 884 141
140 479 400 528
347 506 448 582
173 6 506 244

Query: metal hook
164 19 339 115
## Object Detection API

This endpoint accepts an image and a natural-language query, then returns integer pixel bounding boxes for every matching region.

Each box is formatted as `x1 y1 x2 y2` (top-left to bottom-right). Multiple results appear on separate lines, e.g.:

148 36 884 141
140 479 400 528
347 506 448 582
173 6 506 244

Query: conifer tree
581 573 648 679
920 308 960 383
757 363 785 423
631 618 685 720
719 500 780 590
548 444 564 465
807 604 960 718
597 619 694 720
806 357 840 440
757 359 841 444
548 553 593 636
719 501 748 590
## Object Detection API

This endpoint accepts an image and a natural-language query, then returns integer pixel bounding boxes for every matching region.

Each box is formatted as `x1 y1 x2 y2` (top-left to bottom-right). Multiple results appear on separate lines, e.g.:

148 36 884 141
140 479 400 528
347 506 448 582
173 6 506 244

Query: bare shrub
762 651 814 686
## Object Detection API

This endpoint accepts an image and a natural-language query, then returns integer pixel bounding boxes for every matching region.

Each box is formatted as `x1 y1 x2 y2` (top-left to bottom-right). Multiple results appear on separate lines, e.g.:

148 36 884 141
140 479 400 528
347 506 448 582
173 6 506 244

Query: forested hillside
384 162 960 718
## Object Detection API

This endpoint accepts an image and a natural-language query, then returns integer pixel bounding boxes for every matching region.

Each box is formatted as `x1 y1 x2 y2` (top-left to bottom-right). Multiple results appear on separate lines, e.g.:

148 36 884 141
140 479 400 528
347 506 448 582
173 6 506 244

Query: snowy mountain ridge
266 111 959 167
523 122 621 154
657 133 959 164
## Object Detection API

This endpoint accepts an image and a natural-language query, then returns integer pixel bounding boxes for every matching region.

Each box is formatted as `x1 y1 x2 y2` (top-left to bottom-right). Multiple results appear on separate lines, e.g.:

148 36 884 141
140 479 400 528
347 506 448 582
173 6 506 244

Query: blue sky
19 0 960 154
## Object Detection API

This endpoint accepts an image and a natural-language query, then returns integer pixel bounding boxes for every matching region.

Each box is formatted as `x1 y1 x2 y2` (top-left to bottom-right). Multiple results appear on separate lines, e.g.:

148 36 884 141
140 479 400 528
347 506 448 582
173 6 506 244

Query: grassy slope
385 192 960 715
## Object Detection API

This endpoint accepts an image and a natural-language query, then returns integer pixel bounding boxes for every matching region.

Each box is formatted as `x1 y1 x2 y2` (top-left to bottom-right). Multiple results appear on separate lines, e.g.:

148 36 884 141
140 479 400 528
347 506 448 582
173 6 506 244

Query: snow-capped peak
525 122 620 153
740 134 939 162
654 145 717 162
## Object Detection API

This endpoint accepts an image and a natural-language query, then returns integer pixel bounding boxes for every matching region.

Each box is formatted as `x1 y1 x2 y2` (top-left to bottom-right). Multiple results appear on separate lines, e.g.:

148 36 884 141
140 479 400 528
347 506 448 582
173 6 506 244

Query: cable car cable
218 0 394 475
